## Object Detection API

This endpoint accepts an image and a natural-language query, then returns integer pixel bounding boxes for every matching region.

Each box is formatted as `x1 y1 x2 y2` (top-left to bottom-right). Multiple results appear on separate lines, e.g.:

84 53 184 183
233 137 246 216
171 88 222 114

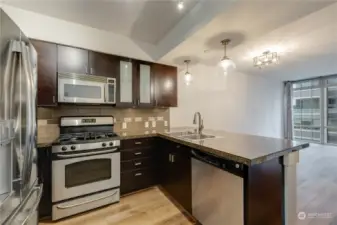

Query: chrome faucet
193 112 204 134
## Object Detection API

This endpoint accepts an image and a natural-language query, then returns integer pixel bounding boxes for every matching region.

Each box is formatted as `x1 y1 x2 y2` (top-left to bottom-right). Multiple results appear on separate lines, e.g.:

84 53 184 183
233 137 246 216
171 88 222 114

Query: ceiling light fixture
253 51 279 69
177 0 184 10
184 60 192 85
220 39 236 75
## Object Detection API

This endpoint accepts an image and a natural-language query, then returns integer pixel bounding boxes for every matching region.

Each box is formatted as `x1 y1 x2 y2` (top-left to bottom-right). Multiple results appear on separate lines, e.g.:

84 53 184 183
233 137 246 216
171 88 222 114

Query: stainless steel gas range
51 116 120 220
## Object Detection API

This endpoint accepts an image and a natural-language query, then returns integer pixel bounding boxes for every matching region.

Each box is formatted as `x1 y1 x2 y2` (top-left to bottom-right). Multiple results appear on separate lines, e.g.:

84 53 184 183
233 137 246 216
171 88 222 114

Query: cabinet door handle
135 173 142 177
137 99 140 105
171 154 175 163
169 154 172 162
85 66 88 74
134 152 142 156
52 95 55 103
90 68 94 74
134 162 142 166
135 141 142 145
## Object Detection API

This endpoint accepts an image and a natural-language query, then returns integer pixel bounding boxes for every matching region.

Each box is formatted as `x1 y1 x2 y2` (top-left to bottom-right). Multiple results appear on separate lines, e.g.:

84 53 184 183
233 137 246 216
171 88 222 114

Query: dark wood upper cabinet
136 61 154 108
31 39 57 106
116 58 137 107
88 51 118 77
153 64 177 107
57 45 89 74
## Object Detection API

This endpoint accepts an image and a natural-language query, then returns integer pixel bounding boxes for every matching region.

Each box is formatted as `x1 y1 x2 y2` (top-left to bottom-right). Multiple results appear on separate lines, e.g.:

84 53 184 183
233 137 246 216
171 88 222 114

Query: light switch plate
164 121 168 127
148 117 155 121
152 121 156 128
122 122 127 129
124 117 132 122
135 117 142 122
157 116 164 121
145 121 149 128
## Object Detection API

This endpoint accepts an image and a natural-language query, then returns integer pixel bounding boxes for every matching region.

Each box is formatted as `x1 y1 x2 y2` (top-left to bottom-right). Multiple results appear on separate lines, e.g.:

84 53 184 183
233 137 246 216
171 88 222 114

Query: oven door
52 151 120 202
58 76 105 104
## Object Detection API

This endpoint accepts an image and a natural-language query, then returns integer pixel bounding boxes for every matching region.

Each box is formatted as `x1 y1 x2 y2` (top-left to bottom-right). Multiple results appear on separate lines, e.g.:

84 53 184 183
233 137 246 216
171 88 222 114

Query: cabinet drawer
121 138 153 150
121 157 154 172
121 168 156 195
121 147 153 161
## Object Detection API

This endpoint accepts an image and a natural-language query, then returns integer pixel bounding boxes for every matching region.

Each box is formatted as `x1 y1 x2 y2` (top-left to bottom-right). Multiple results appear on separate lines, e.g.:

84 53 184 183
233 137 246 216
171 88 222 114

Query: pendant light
184 60 192 85
220 39 236 74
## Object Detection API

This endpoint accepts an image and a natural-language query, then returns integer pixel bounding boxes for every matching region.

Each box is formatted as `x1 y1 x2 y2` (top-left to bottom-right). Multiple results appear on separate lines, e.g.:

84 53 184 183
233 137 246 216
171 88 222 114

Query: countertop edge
37 133 310 166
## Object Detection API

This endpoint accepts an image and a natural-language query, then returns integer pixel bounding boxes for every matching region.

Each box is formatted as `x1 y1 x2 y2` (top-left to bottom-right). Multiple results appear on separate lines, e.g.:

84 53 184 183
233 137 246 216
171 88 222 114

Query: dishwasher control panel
191 149 246 177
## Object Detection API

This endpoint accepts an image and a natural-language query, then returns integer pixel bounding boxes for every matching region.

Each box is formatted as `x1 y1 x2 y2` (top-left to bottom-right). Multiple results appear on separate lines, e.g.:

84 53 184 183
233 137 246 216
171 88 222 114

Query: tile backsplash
37 106 170 143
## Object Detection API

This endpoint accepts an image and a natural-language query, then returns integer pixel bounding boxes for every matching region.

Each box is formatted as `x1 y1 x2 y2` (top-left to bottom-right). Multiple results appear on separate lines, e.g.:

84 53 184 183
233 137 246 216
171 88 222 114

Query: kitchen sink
180 133 216 140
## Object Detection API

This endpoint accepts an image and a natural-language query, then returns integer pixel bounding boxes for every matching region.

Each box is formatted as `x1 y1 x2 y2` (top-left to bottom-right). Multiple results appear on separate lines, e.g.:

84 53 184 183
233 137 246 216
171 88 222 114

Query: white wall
170 64 283 138
1 4 154 61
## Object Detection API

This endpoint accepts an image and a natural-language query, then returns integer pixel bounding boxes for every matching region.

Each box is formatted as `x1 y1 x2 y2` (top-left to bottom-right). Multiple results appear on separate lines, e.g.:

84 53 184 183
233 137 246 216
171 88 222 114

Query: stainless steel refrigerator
0 8 42 225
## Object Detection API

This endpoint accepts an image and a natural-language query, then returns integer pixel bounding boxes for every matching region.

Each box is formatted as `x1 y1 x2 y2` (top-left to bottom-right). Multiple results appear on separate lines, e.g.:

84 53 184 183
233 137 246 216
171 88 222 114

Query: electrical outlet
152 121 156 128
122 122 127 129
145 121 149 128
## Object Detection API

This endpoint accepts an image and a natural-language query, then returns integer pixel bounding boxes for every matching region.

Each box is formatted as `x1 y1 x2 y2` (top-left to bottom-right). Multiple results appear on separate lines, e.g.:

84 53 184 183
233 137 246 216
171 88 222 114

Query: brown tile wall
37 106 170 144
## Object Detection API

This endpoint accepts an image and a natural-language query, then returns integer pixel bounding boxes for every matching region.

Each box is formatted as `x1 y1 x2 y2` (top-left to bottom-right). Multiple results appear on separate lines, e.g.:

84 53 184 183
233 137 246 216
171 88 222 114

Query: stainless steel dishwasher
191 149 245 225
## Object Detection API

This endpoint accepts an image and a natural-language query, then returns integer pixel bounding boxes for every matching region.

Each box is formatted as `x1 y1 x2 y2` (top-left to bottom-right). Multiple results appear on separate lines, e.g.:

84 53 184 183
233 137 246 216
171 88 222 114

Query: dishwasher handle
191 149 245 177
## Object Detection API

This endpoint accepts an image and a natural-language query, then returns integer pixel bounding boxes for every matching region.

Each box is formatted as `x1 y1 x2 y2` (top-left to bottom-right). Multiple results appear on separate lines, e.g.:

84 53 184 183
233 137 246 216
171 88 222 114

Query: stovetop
54 132 119 145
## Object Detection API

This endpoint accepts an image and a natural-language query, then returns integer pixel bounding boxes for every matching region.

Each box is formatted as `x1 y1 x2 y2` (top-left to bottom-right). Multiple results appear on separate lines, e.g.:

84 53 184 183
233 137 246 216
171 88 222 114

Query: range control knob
109 142 113 146
61 146 67 151
235 164 240 169
71 146 76 150
102 143 107 147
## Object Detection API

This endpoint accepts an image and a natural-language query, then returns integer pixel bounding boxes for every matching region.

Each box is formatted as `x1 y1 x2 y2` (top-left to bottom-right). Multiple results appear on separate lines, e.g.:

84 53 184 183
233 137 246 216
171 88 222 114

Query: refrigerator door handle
2 183 43 225
20 184 43 225
20 41 36 188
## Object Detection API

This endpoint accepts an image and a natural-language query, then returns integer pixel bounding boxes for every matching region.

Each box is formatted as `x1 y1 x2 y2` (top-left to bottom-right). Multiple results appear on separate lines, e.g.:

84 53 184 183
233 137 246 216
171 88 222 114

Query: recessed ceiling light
177 0 184 10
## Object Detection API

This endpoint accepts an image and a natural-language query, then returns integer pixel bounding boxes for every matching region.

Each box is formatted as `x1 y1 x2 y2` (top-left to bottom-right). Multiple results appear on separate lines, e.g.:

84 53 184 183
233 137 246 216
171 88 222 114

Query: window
291 80 321 142
288 75 337 145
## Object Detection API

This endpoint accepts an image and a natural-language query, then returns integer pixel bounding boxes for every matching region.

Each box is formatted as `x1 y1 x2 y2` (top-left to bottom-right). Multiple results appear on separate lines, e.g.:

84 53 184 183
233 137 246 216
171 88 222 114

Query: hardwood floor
39 187 194 225
297 144 337 225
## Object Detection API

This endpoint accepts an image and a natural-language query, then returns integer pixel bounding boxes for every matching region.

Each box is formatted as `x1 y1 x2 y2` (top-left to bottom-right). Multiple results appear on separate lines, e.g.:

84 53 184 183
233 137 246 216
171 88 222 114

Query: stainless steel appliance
58 73 116 104
51 116 120 220
0 9 42 225
191 149 244 225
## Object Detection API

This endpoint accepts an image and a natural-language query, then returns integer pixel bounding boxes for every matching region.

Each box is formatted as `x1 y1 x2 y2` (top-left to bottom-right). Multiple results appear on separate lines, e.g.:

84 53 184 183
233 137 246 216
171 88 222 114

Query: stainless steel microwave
58 73 116 104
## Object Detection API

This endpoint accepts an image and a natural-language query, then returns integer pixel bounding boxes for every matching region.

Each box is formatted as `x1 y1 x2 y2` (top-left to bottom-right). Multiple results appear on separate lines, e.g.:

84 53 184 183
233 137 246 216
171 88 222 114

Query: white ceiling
5 0 198 44
5 0 337 81
161 0 337 81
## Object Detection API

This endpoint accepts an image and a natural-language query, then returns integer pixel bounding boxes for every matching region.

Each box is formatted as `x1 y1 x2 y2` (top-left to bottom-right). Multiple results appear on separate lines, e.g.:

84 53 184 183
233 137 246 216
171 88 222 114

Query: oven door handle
56 190 118 209
56 148 118 158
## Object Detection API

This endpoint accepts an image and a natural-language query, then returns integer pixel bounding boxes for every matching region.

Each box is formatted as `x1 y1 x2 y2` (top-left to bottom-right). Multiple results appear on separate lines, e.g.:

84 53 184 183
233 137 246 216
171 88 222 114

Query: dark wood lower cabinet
37 147 52 219
120 137 192 214
120 138 158 196
157 139 192 214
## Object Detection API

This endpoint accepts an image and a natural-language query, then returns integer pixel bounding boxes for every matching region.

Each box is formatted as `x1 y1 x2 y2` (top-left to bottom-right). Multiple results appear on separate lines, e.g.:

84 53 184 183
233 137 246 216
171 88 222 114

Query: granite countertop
37 127 309 166
158 127 309 166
